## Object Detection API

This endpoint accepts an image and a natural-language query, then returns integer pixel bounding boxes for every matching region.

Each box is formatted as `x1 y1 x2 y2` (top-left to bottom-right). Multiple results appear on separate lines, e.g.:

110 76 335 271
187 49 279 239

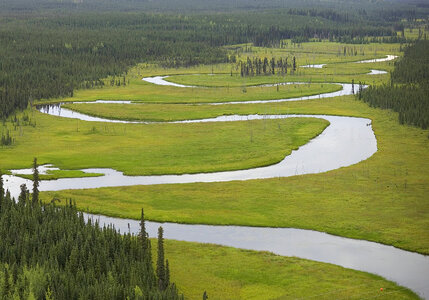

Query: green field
4 40 429 298
158 240 418 299
41 95 429 254
0 111 327 176
47 81 342 104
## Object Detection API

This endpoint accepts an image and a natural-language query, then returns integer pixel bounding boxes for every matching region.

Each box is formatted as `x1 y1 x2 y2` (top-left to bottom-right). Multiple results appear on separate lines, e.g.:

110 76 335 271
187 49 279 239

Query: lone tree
32 157 39 206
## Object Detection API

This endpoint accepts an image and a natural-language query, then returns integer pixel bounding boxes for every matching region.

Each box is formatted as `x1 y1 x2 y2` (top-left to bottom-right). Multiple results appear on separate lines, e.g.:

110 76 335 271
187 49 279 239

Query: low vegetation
161 240 418 299
42 95 429 255
0 112 328 176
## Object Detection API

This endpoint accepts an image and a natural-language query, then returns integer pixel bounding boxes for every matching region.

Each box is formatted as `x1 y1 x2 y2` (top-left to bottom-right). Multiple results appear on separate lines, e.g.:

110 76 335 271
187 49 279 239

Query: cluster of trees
0 159 182 299
359 40 429 129
0 12 229 120
0 130 13 146
239 57 295 77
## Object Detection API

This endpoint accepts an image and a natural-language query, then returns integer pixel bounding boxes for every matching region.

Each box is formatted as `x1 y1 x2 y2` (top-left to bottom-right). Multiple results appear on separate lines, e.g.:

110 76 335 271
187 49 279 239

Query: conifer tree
0 171 3 211
3 266 10 298
165 259 170 288
271 57 276 75
18 184 29 205
139 208 149 255
157 226 166 290
32 157 39 206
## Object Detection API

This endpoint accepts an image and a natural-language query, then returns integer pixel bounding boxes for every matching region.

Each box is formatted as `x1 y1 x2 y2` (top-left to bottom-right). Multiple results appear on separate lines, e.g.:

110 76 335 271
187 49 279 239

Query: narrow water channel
5 54 428 298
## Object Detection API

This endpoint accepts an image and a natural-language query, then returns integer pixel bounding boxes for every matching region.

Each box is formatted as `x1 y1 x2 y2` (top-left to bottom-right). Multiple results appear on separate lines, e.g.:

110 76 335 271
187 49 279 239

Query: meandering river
4 54 429 298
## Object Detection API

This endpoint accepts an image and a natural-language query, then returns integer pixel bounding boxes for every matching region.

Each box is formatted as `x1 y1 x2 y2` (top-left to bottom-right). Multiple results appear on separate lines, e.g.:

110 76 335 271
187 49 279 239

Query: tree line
0 7 423 121
358 40 429 130
0 158 183 299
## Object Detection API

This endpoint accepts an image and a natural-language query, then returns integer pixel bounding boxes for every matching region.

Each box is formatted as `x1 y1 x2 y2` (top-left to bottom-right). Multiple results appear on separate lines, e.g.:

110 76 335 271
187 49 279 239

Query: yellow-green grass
63 89 383 123
41 96 429 254
156 240 418 299
37 41 400 105
230 41 400 63
16 169 103 180
0 111 327 176
165 68 390 88
40 82 342 104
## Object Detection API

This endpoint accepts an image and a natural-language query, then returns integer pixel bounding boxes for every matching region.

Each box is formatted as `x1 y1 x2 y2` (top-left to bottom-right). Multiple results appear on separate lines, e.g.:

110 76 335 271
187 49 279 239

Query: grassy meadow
157 240 418 299
0 111 327 176
3 40 428 298
41 95 429 255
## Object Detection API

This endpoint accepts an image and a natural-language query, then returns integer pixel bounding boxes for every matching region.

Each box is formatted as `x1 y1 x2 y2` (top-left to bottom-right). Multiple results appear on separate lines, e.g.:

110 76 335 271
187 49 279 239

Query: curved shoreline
4 114 376 195
84 212 429 299
5 54 429 298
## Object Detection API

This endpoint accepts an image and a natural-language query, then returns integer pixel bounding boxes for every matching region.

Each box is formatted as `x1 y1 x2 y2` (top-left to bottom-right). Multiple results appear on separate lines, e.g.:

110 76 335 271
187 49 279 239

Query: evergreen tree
270 57 276 75
32 157 39 206
165 259 170 288
18 184 29 205
0 171 3 211
139 208 149 255
3 266 10 298
157 226 166 290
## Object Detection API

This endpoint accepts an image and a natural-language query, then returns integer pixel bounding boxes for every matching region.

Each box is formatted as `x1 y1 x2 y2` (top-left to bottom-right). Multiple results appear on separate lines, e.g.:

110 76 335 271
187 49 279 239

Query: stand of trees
239 56 295 77
358 40 429 130
0 3 427 120
0 160 182 299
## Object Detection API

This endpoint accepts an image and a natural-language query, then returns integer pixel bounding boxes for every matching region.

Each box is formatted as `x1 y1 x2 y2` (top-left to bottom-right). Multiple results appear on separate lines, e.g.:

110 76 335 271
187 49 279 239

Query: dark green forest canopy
1 0 428 16
0 178 180 299
0 0 428 119
359 40 429 129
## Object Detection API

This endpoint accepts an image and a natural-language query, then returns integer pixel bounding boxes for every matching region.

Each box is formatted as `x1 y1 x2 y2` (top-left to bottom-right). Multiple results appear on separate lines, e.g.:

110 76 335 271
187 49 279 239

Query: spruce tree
32 157 39 206
139 208 148 255
165 259 170 288
18 184 29 205
157 226 166 290
0 171 3 212
3 266 10 298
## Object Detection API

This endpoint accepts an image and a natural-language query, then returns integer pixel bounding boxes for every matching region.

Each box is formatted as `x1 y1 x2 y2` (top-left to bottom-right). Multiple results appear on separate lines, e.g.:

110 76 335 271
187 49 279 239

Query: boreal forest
1 0 429 299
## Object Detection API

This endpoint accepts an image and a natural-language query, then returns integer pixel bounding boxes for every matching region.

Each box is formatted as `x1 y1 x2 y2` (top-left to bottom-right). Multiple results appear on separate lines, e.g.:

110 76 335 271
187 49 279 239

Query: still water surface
6 53 428 298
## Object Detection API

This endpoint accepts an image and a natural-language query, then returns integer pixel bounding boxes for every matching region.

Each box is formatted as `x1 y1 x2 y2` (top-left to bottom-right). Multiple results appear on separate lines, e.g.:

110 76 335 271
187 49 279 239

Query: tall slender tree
3 266 10 298
165 259 170 288
0 171 3 211
157 226 166 290
139 208 149 255
32 158 39 206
